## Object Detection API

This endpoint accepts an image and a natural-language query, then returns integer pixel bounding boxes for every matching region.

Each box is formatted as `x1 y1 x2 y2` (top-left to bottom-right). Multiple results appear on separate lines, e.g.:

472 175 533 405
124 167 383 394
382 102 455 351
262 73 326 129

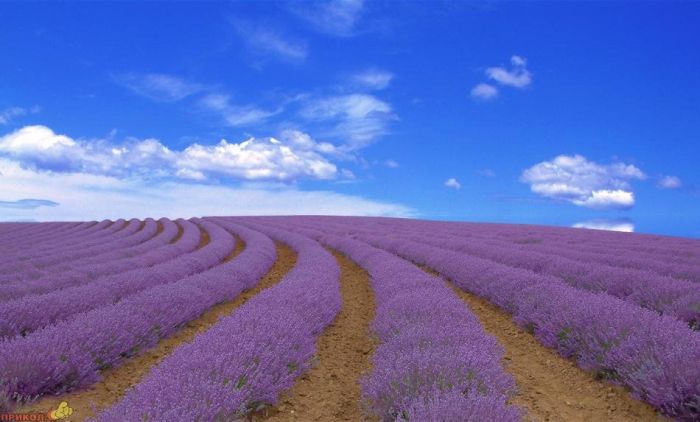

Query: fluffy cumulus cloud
113 73 204 102
0 125 339 182
657 175 682 189
573 218 634 233
0 157 414 221
352 69 394 90
444 178 461 190
486 55 532 88
521 154 646 209
470 83 498 100
300 94 395 148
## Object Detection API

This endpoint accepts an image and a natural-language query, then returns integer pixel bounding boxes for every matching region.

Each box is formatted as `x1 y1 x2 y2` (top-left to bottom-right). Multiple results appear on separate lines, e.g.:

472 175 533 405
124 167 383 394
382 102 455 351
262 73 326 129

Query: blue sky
0 1 698 238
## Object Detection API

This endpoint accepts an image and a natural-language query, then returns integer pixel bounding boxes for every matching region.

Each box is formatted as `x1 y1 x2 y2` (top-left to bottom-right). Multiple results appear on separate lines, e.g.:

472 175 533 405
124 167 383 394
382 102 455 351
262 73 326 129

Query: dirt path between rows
420 266 663 422
169 221 184 244
19 241 296 421
255 249 376 422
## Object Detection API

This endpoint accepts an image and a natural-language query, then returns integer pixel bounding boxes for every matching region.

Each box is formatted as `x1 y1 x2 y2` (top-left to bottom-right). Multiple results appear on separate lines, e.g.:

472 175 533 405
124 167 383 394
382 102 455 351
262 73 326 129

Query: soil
420 266 664 422
254 249 376 422
169 221 184 244
13 237 669 422
197 225 210 248
154 220 164 236
18 242 296 421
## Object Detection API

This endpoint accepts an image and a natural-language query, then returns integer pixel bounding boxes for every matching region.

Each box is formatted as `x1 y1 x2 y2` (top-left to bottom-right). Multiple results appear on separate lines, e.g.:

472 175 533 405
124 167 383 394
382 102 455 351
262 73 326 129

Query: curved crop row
94 220 340 421
0 222 81 249
284 222 522 421
0 221 96 250
0 219 149 280
0 220 275 408
405 220 700 283
0 219 235 339
0 219 200 301
0 219 165 288
351 230 700 420
0 219 159 284
374 228 700 326
430 223 700 270
0 219 127 270
0 220 108 262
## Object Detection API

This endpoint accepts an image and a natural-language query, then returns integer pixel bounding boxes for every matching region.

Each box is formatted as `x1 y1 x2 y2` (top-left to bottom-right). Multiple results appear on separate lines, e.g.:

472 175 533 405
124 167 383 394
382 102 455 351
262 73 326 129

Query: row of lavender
451 220 700 260
0 219 154 284
324 218 700 327
275 220 522 420
0 219 232 339
398 218 700 279
0 219 146 283
0 219 188 301
290 217 699 420
410 219 700 282
0 221 101 251
0 219 129 270
94 220 342 421
0 219 274 410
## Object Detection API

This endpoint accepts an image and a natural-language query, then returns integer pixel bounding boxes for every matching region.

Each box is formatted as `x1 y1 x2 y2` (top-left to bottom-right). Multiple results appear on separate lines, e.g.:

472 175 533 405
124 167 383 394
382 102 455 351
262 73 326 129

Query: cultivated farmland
0 216 698 421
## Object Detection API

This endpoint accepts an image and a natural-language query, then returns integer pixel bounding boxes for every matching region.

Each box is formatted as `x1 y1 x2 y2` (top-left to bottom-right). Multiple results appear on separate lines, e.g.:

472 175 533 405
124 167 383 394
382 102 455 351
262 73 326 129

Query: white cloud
384 159 399 168
486 55 532 88
234 21 308 62
114 73 204 102
294 0 364 37
657 175 682 189
352 69 394 90
521 154 646 209
0 198 58 209
573 219 634 233
300 94 395 148
0 158 414 221
198 94 282 127
470 83 498 100
0 125 339 182
0 106 40 125
444 178 461 190
0 107 28 125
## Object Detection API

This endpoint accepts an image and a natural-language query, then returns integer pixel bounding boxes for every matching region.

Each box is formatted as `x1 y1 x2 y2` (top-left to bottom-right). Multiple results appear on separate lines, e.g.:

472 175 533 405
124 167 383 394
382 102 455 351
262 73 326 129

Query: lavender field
0 217 698 421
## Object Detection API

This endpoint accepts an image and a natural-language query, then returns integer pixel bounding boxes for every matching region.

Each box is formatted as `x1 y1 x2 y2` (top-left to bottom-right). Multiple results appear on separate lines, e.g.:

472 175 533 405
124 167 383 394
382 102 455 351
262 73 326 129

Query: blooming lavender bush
368 228 700 326
0 219 199 301
0 219 131 277
250 219 521 421
352 230 700 420
0 219 234 339
93 221 340 421
0 218 159 285
0 220 275 407
0 220 115 266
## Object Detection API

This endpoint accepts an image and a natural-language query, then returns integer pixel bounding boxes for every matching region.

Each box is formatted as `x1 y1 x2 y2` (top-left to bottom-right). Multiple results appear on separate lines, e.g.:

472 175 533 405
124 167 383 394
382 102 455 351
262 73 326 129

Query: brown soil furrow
222 235 246 263
19 242 296 421
154 220 164 236
169 221 184 244
420 265 663 422
197 225 210 249
256 249 376 422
